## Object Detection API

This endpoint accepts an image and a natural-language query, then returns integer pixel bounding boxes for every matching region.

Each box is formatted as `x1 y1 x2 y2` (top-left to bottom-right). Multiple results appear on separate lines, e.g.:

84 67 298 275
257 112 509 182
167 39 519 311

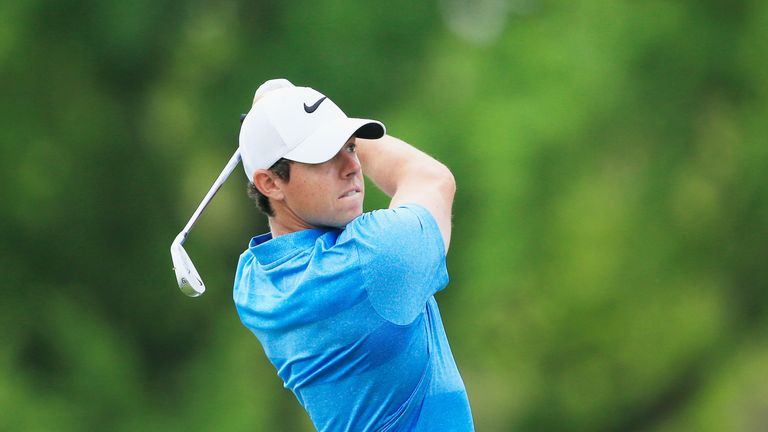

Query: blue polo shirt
233 204 474 431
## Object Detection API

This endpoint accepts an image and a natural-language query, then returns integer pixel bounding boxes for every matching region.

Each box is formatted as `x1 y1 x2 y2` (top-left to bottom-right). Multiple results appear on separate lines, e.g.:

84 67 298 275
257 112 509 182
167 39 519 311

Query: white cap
239 79 386 182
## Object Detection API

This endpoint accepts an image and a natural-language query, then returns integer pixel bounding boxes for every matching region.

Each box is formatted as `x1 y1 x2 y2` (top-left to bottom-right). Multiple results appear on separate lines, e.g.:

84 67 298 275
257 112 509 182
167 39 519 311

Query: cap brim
284 117 385 164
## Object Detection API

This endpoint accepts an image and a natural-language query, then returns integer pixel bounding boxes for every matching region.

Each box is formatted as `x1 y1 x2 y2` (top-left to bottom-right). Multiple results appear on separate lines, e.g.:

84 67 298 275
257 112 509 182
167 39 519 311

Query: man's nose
339 149 361 178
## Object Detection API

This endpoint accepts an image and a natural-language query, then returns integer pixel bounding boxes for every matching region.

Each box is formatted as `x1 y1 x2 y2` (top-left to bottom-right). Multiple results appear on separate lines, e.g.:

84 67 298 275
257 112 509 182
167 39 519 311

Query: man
233 78 474 431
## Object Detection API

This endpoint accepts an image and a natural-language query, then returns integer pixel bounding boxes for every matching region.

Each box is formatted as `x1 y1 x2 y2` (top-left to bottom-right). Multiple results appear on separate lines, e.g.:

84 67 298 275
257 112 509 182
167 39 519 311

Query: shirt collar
248 229 329 265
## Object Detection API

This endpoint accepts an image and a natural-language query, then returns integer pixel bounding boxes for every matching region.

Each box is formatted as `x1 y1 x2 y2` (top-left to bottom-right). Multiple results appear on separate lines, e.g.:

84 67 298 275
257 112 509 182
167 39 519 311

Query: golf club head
171 237 205 297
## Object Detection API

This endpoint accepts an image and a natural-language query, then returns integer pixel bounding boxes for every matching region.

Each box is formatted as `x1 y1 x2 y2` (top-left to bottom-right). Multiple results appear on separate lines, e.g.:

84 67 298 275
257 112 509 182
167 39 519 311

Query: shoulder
341 204 445 257
340 205 450 325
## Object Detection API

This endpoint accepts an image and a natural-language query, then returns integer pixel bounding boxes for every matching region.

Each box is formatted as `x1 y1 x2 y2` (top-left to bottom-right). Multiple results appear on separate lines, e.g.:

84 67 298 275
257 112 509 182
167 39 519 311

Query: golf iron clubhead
171 234 205 297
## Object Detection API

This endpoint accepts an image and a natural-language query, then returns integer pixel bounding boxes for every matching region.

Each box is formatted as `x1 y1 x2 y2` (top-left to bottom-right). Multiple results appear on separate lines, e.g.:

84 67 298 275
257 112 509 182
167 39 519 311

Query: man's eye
347 143 356 152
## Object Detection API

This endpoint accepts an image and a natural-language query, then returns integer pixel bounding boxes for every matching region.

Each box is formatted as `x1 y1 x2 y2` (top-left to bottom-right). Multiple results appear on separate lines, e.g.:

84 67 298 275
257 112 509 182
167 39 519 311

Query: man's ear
252 170 285 201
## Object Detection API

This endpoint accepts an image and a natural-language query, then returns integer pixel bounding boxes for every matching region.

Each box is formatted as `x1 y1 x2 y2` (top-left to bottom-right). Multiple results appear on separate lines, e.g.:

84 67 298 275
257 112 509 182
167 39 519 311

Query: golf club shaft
178 149 242 243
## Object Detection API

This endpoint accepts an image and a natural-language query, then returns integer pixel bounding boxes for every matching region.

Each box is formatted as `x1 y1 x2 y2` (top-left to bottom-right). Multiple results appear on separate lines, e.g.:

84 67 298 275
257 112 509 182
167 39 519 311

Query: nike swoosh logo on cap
304 96 327 113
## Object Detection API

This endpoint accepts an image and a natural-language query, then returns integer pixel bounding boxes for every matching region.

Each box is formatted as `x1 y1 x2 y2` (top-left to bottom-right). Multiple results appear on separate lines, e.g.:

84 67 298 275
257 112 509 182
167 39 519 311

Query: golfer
233 79 474 431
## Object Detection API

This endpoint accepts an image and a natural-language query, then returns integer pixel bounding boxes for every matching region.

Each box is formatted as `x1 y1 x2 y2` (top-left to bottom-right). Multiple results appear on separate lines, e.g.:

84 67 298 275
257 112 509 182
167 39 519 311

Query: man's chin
337 209 363 228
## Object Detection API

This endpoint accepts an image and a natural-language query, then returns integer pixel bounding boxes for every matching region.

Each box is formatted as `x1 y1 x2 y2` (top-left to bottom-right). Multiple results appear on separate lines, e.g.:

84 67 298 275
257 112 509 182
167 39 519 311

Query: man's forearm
357 135 453 198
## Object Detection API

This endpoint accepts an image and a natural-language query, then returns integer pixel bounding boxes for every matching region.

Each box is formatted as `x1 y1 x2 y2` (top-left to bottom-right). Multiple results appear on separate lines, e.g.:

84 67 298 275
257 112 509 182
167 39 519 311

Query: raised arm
356 135 456 251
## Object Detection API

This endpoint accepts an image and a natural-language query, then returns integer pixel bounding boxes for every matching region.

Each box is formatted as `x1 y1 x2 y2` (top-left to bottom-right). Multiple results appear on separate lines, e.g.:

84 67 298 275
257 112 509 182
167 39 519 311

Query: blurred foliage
1 0 767 431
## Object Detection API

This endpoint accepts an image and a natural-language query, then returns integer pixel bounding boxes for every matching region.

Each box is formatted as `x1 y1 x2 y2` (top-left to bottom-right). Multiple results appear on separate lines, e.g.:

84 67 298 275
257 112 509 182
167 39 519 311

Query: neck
268 219 299 238
268 206 316 238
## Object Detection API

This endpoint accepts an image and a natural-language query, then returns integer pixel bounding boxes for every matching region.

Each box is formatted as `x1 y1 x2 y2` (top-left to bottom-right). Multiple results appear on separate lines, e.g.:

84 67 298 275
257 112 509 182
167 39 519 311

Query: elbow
433 162 456 199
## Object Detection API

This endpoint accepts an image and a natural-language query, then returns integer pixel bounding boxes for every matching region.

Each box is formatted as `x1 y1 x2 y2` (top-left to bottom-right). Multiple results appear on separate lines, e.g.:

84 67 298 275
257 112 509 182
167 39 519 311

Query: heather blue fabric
234 204 474 431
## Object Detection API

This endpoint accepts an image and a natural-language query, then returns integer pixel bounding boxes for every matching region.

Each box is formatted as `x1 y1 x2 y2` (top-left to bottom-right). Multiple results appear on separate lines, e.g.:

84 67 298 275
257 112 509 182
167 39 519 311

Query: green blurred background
2 0 767 430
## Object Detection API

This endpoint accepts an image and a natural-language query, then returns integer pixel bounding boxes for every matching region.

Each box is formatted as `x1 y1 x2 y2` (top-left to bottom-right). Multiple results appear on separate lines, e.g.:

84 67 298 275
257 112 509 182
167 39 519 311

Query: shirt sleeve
340 203 449 325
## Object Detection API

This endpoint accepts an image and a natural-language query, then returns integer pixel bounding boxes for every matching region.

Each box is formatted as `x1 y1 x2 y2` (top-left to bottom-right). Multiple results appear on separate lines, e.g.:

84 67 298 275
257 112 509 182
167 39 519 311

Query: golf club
170 149 242 296
170 114 247 297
